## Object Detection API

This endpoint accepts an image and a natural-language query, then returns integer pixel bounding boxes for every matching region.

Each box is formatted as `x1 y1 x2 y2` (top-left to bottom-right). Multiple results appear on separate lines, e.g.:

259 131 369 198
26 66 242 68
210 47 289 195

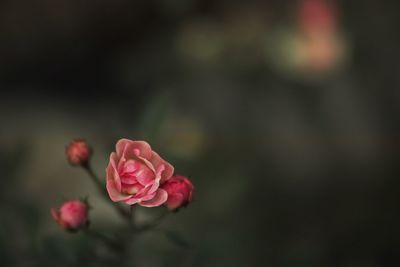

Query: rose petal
147 171 162 195
139 188 168 207
139 192 157 202
125 191 157 205
133 184 151 198
136 156 156 174
122 160 140 173
106 166 121 191
149 151 174 182
120 175 138 185
116 139 131 158
135 166 155 186
116 139 152 160
107 152 121 191
119 160 140 184
106 179 132 202
124 196 141 205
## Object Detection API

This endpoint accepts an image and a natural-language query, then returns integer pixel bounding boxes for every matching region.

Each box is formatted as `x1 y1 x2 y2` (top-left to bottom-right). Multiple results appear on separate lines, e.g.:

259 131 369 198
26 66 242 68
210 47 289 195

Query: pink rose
106 139 174 207
66 139 91 166
299 0 336 34
161 175 194 211
51 200 89 231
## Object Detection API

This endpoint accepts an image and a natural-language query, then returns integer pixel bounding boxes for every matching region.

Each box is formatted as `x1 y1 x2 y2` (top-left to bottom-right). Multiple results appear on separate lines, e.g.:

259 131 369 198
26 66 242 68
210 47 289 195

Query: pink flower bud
161 175 194 211
66 139 91 166
51 200 89 231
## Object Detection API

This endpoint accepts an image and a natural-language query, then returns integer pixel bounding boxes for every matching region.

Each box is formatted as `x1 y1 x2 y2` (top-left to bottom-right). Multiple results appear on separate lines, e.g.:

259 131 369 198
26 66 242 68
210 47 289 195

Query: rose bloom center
119 159 155 196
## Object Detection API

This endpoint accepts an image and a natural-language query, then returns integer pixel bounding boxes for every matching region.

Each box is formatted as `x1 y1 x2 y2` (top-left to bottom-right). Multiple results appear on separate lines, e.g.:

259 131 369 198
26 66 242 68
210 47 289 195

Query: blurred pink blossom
299 0 337 35
65 139 91 166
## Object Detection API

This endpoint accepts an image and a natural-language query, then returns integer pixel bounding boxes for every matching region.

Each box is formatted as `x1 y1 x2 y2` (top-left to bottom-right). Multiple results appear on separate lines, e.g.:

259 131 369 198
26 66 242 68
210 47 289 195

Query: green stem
130 205 136 229
82 164 131 221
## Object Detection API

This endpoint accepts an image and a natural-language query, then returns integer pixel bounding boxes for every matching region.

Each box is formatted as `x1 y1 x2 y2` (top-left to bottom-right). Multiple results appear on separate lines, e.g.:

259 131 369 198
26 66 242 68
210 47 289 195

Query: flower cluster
51 138 194 232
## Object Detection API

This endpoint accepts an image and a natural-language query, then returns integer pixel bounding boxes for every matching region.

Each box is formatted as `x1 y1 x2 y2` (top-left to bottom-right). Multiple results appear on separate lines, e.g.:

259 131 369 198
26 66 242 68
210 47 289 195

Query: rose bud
66 139 91 166
106 139 174 207
51 200 89 232
161 175 194 211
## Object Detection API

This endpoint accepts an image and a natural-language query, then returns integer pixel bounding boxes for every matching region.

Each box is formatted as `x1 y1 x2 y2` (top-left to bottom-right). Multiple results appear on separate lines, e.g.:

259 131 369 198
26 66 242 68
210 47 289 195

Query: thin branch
130 205 136 229
82 164 131 221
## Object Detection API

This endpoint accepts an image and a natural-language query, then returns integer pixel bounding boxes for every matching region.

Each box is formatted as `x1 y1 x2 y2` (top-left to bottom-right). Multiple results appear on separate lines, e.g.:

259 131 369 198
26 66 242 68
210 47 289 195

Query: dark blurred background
1 0 400 266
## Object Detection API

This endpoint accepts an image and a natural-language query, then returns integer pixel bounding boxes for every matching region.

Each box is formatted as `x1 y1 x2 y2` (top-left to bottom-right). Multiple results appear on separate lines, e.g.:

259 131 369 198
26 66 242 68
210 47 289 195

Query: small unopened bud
66 139 91 166
161 175 194 211
51 200 89 232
